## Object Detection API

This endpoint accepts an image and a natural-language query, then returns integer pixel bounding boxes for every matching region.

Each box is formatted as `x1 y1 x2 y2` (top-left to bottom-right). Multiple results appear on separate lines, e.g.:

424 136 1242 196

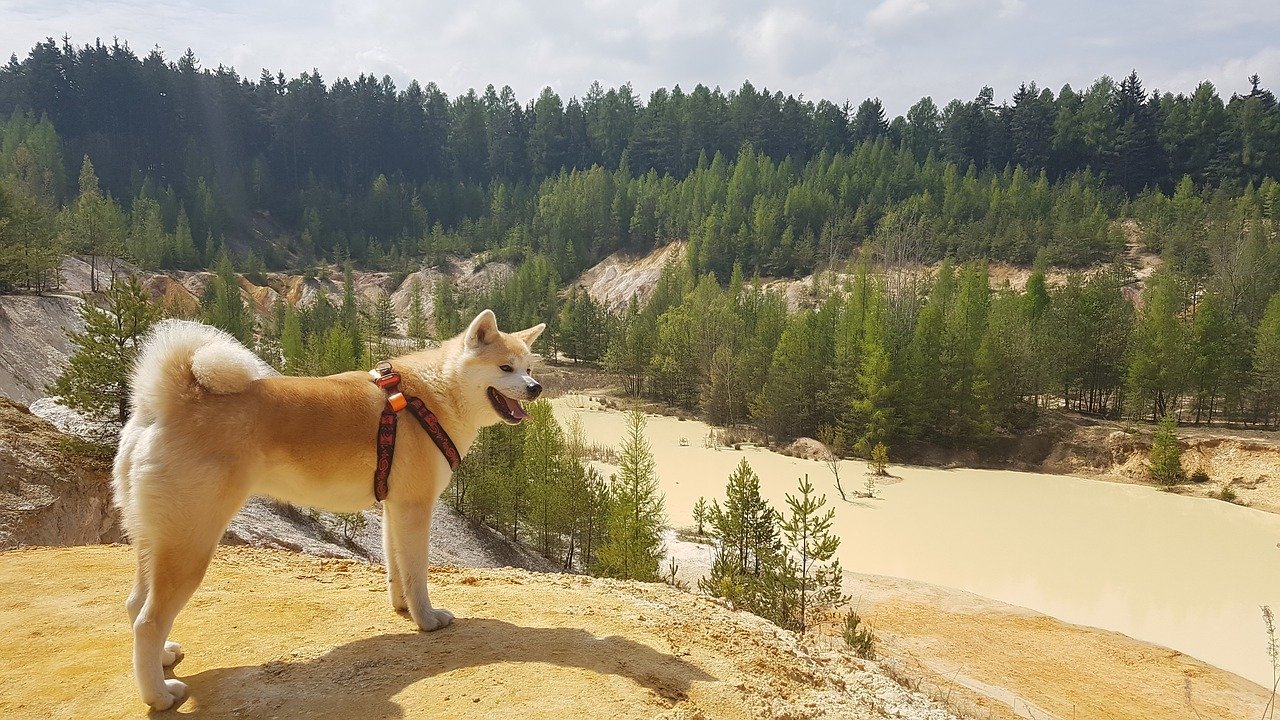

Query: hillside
0 545 957 720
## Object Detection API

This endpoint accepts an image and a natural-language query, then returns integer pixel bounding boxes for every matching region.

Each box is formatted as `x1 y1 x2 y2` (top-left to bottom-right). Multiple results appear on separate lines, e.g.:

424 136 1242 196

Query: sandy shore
664 530 1273 720
556 395 1278 719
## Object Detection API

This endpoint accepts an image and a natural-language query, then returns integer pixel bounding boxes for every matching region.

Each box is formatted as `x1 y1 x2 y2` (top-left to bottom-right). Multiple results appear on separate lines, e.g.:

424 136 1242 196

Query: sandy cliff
0 545 957 720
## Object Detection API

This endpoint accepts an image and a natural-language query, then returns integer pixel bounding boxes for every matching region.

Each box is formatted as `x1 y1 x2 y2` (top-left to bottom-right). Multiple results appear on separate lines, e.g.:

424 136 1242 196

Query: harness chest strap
370 362 461 501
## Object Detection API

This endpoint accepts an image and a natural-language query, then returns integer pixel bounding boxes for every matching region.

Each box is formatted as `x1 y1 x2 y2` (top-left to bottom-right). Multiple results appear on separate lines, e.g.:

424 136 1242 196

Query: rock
0 293 84 404
785 437 837 462
0 397 121 549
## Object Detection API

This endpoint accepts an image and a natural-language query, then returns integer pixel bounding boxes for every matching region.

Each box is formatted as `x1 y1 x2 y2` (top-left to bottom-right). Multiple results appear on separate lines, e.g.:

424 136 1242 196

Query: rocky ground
0 398 119 548
0 545 959 720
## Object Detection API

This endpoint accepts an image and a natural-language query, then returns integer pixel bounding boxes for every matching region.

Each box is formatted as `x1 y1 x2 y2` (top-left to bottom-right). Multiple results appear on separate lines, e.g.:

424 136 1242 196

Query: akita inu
113 309 544 710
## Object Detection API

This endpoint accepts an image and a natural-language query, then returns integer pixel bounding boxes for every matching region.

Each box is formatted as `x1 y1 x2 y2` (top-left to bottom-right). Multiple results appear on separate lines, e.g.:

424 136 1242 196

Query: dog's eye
499 364 513 373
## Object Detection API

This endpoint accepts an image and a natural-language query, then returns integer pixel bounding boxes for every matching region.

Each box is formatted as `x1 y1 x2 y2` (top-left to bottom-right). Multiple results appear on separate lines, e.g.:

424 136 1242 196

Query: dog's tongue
505 395 529 421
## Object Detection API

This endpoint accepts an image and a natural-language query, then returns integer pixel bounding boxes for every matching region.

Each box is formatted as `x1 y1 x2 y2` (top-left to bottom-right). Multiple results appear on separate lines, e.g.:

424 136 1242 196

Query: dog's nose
527 381 543 400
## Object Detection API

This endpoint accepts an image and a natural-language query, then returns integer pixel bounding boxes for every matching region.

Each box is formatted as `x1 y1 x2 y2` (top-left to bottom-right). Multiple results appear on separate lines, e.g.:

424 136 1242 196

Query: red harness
369 362 461 501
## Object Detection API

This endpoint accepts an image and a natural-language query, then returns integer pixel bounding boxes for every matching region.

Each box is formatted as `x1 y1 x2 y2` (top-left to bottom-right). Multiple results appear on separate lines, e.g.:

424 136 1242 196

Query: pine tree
0 179 59 291
777 474 848 633
521 400 568 557
703 459 778 578
850 282 894 455
870 442 889 476
407 277 428 347
340 260 363 364
594 410 665 581
433 277 462 338
1127 270 1188 420
692 497 709 536
1149 415 1184 485
62 156 125 292
373 291 396 337
1253 295 1280 426
280 304 305 374
201 245 251 343
172 209 199 269
49 275 161 435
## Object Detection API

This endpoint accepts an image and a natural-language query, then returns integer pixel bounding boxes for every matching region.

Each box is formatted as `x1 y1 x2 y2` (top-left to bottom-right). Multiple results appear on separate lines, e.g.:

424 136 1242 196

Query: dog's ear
514 323 546 347
465 309 500 348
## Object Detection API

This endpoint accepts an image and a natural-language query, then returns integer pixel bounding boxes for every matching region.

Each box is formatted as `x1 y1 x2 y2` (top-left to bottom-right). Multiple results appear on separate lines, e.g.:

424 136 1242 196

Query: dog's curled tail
130 319 273 422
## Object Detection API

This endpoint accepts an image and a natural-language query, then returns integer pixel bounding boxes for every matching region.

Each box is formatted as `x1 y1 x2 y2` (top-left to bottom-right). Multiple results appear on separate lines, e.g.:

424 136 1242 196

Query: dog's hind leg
131 485 246 711
382 510 408 611
385 498 453 632
127 546 186 668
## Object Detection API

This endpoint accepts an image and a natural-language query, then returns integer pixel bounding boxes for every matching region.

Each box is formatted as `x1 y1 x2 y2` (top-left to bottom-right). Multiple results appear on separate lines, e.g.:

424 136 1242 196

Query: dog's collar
369 362 462 501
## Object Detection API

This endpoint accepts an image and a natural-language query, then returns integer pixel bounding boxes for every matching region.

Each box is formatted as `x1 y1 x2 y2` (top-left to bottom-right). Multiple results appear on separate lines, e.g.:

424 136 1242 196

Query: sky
3 0 1279 114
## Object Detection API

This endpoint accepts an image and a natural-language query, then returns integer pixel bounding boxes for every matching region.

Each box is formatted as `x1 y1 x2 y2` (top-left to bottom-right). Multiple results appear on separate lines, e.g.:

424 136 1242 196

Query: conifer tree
172 209 199 269
1127 270 1188 420
850 281 894 455
340 260 363 364
1253 295 1280 426
433 277 462 338
778 475 848 633
1149 415 1184 485
0 179 59 291
704 459 778 578
63 156 125 292
50 275 161 434
406 277 428 347
280 304 305 373
521 400 568 557
373 291 396 337
692 497 709 536
200 245 251 343
595 410 665 581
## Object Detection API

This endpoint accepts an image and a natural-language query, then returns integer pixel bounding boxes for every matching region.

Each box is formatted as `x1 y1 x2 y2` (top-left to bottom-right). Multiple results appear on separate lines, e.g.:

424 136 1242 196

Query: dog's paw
162 641 184 667
143 678 188 711
416 607 454 632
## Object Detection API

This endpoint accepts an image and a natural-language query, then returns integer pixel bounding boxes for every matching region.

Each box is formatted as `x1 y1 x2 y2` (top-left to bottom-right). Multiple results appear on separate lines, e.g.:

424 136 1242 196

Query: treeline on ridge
2 37 1280 287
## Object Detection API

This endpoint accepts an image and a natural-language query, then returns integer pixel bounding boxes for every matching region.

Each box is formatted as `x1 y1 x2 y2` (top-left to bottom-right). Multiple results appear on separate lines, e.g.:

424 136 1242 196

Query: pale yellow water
552 396 1280 688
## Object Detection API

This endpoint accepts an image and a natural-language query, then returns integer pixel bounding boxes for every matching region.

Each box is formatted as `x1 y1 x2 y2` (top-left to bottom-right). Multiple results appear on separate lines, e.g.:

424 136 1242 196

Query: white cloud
866 0 930 29
0 1 1275 115
1161 47 1280 99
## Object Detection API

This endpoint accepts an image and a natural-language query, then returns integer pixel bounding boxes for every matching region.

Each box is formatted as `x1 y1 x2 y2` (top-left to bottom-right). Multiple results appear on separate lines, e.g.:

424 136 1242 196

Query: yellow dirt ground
0 545 935 720
847 575 1274 720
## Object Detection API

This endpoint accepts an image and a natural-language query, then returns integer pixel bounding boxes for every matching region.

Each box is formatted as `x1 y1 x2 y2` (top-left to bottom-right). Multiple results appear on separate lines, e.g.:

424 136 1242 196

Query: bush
842 610 876 659
1188 468 1210 484
1218 485 1239 503
335 511 368 541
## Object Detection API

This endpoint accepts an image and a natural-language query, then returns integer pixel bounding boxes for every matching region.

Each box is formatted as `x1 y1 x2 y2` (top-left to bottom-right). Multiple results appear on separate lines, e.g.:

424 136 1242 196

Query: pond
552 396 1280 687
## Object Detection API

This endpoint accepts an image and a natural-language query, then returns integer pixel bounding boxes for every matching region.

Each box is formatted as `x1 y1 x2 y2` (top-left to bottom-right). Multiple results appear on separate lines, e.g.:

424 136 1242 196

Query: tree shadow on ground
172 619 716 718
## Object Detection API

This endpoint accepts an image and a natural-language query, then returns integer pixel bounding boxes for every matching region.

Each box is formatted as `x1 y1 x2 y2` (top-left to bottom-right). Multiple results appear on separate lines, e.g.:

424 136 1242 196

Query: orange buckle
387 392 406 412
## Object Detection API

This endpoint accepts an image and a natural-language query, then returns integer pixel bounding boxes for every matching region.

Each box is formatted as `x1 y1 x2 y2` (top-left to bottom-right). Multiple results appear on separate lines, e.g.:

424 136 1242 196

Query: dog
113 309 544 710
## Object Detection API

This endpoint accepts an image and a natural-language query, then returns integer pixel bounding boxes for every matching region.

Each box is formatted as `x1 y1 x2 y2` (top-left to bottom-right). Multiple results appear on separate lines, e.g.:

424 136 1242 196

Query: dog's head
457 309 545 426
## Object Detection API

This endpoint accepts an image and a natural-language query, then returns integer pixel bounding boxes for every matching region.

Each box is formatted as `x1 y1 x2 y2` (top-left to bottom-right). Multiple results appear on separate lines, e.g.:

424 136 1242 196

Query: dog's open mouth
487 387 529 424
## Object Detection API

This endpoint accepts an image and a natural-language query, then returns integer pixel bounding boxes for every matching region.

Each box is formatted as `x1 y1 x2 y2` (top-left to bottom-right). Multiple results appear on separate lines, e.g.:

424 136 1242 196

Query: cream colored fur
114 310 544 711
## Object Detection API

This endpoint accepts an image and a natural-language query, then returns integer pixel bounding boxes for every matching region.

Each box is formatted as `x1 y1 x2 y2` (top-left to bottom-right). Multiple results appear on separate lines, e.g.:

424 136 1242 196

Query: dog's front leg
384 498 453 631
382 508 408 611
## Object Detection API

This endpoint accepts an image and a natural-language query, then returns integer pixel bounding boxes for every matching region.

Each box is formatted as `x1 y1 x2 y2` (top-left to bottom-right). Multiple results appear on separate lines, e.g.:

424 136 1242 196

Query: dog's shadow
175 619 715 717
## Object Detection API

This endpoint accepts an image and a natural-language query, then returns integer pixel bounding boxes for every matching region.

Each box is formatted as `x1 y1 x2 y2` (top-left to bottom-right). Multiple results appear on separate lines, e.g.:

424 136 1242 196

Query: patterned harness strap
369 362 461 501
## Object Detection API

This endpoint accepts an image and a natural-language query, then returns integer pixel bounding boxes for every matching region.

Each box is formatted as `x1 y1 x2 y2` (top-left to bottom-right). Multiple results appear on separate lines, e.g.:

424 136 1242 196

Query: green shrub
842 610 876 659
